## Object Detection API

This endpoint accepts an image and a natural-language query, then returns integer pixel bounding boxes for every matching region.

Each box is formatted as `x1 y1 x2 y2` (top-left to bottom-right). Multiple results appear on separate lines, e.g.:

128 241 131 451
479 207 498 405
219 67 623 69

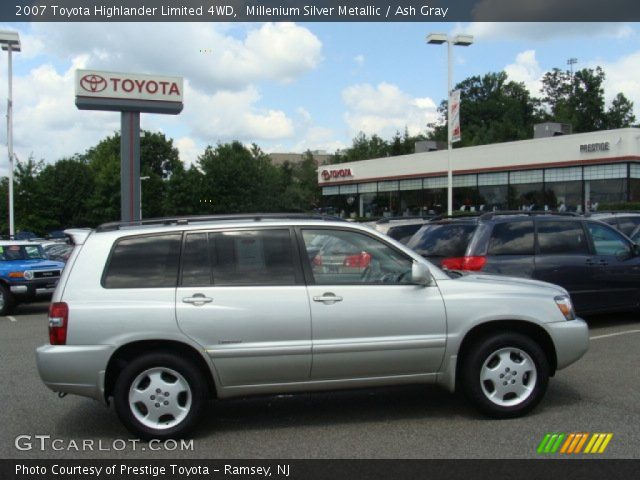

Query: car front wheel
0 283 15 316
114 353 208 439
461 333 549 418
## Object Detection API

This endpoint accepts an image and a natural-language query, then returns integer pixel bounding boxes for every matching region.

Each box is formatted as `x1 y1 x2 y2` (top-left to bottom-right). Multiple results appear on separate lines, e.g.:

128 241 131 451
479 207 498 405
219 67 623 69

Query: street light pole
0 30 21 238
447 39 453 217
427 33 473 216
7 44 14 237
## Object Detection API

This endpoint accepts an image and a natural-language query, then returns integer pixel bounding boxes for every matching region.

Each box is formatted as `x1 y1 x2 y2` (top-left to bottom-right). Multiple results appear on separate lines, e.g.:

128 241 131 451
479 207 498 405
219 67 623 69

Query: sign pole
75 69 183 224
120 111 141 222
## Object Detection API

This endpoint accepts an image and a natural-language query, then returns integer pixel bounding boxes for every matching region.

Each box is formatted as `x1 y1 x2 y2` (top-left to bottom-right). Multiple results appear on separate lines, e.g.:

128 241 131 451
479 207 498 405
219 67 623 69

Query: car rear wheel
114 353 208 439
461 333 549 418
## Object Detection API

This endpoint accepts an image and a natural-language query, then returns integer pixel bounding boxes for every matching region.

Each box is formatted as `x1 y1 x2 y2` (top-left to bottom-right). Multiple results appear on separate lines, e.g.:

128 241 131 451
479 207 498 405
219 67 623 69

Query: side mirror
411 261 432 286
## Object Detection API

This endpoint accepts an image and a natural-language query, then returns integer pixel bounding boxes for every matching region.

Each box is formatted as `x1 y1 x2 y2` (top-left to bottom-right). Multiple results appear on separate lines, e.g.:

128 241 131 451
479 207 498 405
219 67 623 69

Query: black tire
460 333 549 418
114 352 208 440
0 283 15 316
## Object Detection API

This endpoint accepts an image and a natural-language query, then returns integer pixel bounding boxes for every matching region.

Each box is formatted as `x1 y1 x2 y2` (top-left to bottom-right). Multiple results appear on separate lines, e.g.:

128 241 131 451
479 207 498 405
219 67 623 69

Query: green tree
35 156 95 229
14 157 47 233
278 151 320 211
84 130 184 223
540 66 634 132
429 71 541 146
197 141 284 213
606 93 636 129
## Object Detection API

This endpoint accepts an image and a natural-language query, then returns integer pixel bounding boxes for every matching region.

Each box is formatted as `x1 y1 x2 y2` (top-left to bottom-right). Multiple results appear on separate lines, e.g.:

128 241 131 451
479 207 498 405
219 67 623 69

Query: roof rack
96 213 346 232
375 215 435 224
479 210 579 220
585 210 640 217
430 212 482 222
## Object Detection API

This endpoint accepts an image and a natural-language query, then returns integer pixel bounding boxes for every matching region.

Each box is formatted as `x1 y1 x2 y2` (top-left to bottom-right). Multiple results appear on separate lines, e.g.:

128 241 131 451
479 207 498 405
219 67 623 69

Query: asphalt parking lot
1 302 639 459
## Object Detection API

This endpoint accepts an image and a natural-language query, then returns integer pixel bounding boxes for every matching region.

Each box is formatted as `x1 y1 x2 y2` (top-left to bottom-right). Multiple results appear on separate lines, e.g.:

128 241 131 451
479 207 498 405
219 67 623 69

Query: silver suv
36 214 588 439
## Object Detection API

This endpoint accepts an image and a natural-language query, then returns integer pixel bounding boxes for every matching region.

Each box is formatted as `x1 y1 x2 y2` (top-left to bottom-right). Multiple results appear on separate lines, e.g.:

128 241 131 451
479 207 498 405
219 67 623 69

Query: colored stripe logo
537 433 613 454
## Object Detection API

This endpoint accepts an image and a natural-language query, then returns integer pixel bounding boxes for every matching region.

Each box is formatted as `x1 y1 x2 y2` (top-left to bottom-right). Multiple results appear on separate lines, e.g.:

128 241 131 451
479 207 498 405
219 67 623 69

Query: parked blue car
0 242 65 315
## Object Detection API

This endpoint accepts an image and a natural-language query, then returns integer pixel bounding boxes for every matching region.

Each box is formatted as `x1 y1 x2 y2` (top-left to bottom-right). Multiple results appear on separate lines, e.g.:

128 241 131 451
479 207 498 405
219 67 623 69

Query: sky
0 21 638 176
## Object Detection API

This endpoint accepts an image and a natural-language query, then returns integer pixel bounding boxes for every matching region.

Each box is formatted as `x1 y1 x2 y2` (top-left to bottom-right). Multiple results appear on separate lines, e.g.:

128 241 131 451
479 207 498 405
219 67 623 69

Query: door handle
598 260 609 266
182 294 213 305
313 292 343 304
585 259 596 266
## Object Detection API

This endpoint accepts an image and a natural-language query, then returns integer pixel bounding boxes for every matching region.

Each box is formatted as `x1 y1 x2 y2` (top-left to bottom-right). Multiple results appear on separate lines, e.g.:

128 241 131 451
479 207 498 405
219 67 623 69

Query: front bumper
9 279 58 297
36 344 115 402
546 318 589 370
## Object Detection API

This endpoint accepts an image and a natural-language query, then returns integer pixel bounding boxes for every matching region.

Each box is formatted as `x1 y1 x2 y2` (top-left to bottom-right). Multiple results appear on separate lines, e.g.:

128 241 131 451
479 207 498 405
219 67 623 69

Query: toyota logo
80 74 107 93
321 170 331 180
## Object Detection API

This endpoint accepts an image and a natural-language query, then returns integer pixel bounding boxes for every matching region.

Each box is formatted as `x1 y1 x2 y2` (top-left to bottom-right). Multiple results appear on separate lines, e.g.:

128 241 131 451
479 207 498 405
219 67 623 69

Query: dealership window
630 179 640 203
399 189 424 216
629 164 640 202
358 182 378 194
508 183 544 211
586 179 627 208
422 188 446 213
478 185 507 211
322 186 339 196
424 176 448 189
544 181 583 212
452 175 478 211
545 167 582 183
478 172 508 211
339 184 357 195
583 164 626 180
453 187 480 211
510 170 543 185
372 191 400 217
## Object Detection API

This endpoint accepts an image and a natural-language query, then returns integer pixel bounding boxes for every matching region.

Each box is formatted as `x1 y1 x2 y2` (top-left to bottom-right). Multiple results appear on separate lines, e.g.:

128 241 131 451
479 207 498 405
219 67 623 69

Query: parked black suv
407 212 640 315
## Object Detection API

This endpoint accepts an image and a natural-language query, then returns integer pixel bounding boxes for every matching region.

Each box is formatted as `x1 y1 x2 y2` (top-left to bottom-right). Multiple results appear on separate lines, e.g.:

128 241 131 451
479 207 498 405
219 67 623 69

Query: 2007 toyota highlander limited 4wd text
36 215 588 439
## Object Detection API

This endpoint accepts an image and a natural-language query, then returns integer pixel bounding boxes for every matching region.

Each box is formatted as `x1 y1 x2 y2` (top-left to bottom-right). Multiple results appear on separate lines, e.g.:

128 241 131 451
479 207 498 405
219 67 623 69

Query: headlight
555 295 576 320
24 270 34 280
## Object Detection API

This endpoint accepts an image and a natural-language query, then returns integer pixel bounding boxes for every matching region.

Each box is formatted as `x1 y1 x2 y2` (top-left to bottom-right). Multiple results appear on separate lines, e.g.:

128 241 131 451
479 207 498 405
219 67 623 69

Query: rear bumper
546 318 589 370
36 344 114 402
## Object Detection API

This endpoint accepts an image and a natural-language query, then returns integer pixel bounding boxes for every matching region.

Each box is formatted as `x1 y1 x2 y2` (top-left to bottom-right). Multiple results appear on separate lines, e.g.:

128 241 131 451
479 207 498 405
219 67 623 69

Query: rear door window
536 220 589 255
181 229 297 286
103 234 182 288
407 223 477 257
488 221 535 255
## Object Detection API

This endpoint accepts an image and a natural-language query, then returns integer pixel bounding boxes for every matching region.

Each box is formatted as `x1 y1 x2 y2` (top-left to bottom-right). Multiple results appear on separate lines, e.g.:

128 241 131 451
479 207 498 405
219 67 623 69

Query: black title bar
3 0 640 22
2 459 640 480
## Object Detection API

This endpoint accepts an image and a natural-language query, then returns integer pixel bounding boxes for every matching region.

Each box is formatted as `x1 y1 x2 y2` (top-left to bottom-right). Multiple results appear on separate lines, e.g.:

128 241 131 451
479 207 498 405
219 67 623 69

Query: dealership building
318 127 640 218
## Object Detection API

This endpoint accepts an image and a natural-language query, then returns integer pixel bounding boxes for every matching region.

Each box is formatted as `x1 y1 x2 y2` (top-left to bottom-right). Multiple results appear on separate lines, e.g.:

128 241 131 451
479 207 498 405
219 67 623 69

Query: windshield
0 244 46 261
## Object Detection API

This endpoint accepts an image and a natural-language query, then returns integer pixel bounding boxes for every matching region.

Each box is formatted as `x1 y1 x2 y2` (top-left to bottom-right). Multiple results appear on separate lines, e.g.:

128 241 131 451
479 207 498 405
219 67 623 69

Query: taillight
344 251 372 268
48 302 69 345
441 256 487 271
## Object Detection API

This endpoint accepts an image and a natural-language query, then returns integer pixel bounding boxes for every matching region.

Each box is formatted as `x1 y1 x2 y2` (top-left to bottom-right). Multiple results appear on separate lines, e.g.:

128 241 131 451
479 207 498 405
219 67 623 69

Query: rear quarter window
407 223 477 257
102 233 182 288
386 224 425 244
488 221 535 255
